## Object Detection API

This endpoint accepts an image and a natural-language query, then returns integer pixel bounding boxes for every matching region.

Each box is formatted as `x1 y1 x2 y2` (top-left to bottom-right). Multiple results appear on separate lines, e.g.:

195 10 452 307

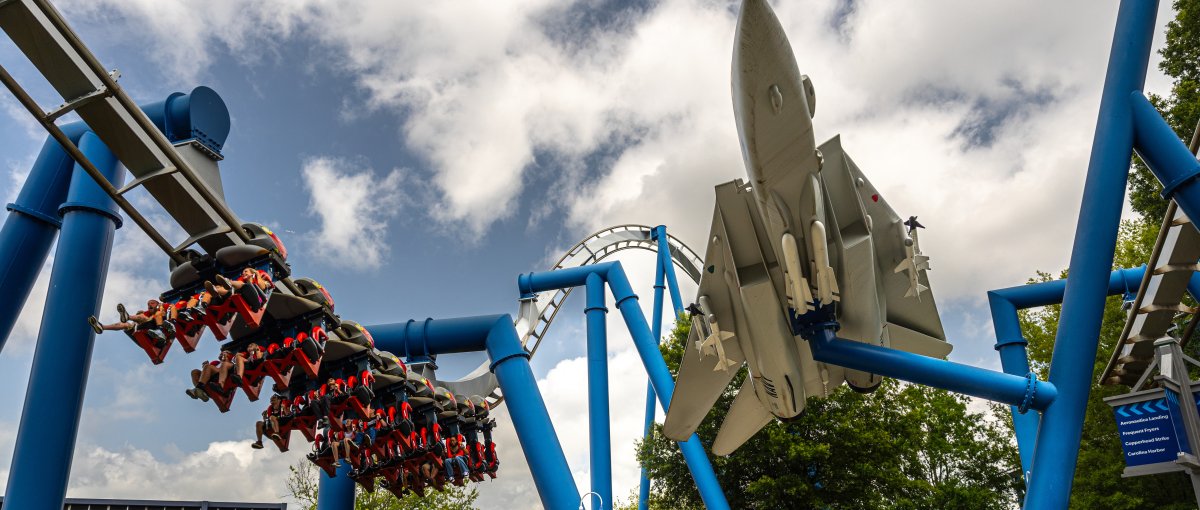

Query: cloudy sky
0 0 1181 507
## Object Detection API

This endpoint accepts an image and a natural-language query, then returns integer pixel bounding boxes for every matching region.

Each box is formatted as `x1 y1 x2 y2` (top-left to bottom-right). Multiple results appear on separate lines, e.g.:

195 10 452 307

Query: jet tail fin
663 325 744 442
712 377 775 456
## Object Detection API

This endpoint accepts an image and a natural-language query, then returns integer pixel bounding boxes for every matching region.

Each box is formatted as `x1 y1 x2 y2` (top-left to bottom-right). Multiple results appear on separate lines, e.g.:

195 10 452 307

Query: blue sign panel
1113 397 1180 466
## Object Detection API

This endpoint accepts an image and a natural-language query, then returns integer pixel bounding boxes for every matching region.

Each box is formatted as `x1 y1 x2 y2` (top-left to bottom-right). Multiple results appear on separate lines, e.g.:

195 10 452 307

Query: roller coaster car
380 469 420 499
307 434 340 478
230 295 336 383
246 325 329 389
202 368 266 413
434 389 462 442
332 320 374 350
330 375 374 421
278 394 319 444
454 396 487 481
378 354 408 377
293 277 334 313
406 374 442 452
242 223 288 261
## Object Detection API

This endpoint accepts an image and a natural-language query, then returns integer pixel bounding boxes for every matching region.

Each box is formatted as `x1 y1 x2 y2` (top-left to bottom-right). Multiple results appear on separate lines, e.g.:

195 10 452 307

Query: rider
444 436 470 482
252 394 285 449
185 350 236 401
206 267 272 311
88 300 174 348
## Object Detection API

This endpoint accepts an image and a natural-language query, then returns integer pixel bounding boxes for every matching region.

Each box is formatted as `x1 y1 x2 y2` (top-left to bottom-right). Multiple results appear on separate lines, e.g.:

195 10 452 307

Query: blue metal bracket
5 202 62 228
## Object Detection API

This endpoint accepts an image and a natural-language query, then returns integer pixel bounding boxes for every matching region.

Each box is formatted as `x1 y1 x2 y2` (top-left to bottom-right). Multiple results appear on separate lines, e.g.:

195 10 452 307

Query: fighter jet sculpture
662 0 952 456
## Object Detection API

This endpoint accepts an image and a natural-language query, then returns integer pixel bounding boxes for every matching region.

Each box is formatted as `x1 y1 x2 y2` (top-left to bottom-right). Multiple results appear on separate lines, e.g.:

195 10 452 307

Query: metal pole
658 227 686 316
586 273 612 509
2 132 122 508
638 228 669 510
806 327 1057 410
370 315 581 509
315 464 354 510
519 263 731 509
1024 0 1159 507
989 294 1041 481
605 266 730 510
485 317 582 510
989 265 1146 479
0 132 81 353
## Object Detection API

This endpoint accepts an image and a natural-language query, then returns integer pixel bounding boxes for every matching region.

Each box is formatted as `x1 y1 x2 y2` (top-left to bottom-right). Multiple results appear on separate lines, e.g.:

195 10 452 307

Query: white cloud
300 157 408 270
65 439 307 503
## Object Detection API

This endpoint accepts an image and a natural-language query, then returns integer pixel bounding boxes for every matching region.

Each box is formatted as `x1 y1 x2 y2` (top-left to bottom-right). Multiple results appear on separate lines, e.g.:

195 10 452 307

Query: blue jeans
445 455 468 479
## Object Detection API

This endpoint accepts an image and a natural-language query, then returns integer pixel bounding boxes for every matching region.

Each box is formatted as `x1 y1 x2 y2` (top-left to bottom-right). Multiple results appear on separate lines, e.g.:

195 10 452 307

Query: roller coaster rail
440 224 703 406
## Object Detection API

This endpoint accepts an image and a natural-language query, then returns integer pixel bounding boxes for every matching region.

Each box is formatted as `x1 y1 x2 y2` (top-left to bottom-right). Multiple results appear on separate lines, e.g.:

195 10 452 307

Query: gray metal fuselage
662 0 950 455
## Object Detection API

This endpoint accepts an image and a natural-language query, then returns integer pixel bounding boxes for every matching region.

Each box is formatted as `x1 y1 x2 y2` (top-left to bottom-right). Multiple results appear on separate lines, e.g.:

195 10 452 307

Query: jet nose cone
733 0 790 77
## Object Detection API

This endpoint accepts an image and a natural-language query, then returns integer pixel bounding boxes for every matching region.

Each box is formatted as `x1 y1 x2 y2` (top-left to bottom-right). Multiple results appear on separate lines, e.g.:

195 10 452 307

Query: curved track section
439 225 703 405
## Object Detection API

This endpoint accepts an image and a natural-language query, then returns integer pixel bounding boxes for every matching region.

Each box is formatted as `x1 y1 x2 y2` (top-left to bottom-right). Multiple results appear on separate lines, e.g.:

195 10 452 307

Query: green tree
636 319 1021 510
285 460 479 510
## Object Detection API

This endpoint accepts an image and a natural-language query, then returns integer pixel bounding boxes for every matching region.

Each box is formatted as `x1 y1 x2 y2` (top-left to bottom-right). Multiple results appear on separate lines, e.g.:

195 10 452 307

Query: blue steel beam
316 464 354 510
585 273 612 509
520 262 731 510
1131 92 1200 221
802 324 1058 411
0 126 87 354
638 229 669 510
368 315 581 510
988 265 1145 478
3 132 123 508
1024 0 1159 507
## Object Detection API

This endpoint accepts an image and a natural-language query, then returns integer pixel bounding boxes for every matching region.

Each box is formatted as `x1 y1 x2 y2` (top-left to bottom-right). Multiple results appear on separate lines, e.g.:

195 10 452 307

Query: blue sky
0 0 1183 506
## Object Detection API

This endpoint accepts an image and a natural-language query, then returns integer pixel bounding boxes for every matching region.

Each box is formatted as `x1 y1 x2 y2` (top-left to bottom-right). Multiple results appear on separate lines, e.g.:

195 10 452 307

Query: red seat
205 382 238 413
206 293 265 330
130 329 173 365
201 307 235 340
288 328 325 379
169 299 205 352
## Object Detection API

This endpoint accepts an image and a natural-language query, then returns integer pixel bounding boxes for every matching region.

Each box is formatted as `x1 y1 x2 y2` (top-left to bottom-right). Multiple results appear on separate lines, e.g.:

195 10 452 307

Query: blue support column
370 315 581 509
316 464 355 510
639 228 669 510
988 265 1145 480
520 262 731 510
639 225 690 509
605 267 729 510
0 129 86 354
1131 92 1200 221
1024 0 1159 507
989 294 1040 480
2 132 123 508
804 327 1057 410
485 317 582 510
585 273 612 509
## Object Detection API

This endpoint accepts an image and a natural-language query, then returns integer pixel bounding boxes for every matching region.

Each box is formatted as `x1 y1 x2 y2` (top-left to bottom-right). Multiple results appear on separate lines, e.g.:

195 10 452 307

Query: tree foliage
636 319 1021 509
284 460 479 510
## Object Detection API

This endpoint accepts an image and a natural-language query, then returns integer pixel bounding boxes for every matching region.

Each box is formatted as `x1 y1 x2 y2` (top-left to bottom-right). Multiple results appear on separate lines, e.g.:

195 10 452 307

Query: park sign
1105 383 1200 476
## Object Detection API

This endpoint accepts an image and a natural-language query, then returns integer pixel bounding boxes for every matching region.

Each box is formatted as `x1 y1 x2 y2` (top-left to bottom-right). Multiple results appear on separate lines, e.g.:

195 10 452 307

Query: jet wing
664 198 750 442
662 316 745 442
832 138 947 344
